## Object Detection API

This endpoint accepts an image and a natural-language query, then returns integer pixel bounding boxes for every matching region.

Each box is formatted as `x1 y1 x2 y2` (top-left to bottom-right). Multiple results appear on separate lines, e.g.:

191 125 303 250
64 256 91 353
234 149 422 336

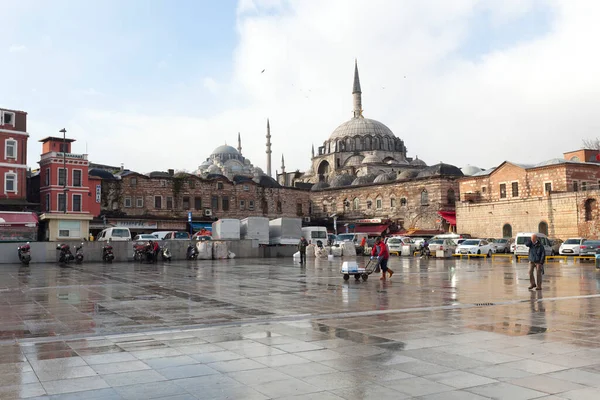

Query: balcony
41 152 88 161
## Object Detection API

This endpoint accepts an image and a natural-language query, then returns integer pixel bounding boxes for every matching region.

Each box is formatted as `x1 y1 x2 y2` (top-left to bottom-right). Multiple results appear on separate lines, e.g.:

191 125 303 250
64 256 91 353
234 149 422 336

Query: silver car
490 238 510 253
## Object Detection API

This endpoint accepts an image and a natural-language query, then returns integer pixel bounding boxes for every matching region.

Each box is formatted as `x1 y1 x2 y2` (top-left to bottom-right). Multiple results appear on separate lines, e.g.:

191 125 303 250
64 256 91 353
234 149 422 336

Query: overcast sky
3 0 599 174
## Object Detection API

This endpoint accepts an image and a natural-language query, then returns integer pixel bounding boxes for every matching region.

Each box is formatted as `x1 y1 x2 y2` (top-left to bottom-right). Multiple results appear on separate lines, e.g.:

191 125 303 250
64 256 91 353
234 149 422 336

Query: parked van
301 226 328 245
97 227 131 242
334 232 369 247
514 232 553 257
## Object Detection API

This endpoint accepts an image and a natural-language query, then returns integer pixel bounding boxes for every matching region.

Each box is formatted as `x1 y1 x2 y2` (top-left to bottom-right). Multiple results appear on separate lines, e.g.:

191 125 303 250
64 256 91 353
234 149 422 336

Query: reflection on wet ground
1 257 600 399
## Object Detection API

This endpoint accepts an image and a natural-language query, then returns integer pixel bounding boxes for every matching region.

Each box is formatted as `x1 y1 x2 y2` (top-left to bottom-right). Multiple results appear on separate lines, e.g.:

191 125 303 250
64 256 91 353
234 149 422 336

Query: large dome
211 145 239 156
329 118 395 140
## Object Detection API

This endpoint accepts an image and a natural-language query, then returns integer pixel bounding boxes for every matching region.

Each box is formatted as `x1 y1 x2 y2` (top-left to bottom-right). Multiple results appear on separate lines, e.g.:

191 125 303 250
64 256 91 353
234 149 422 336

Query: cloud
203 77 219 94
9 44 27 53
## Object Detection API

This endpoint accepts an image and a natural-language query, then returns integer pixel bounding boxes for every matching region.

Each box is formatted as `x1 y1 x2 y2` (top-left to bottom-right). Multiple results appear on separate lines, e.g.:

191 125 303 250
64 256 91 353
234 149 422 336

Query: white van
334 232 369 247
97 227 131 242
514 232 553 256
301 226 328 245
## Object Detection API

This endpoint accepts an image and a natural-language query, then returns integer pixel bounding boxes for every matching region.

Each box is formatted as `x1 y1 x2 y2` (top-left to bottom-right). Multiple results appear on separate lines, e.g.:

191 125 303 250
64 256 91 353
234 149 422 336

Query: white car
455 239 493 256
133 234 158 241
559 238 586 255
428 239 457 253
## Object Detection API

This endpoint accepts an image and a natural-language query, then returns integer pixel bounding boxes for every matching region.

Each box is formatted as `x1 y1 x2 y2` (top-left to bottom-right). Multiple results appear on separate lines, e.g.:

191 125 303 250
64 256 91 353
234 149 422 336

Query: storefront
0 212 39 242
353 219 391 237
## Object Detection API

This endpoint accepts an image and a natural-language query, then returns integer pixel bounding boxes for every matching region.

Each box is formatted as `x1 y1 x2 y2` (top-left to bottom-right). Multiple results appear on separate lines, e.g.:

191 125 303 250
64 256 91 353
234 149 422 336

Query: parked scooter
75 243 84 264
186 243 198 260
57 243 75 264
102 244 115 263
161 246 172 262
17 242 31 265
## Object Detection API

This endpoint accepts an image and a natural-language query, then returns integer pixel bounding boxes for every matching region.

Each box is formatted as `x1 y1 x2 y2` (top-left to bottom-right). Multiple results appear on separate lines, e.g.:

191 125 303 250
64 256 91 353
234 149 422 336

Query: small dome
410 156 427 166
225 159 244 172
233 175 253 184
257 175 281 188
461 165 483 176
200 159 212 167
253 166 264 175
211 145 239 156
207 165 220 174
535 158 568 167
330 174 355 188
311 181 330 191
344 155 364 167
329 118 396 140
416 163 464 179
351 174 376 186
148 171 170 178
89 169 116 180
397 169 419 180
362 154 381 164
373 172 395 184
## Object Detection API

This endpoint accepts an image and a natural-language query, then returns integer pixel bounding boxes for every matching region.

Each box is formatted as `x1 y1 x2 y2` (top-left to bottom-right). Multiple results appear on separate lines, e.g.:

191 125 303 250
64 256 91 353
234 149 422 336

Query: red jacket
371 242 389 259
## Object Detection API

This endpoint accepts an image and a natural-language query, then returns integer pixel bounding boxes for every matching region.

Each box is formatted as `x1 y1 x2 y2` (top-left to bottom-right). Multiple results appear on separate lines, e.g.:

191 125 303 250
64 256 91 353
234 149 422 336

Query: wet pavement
1 256 600 399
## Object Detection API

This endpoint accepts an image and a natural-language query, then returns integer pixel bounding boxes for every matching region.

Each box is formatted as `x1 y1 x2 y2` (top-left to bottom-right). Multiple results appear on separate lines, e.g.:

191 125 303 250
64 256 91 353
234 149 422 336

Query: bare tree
582 138 600 150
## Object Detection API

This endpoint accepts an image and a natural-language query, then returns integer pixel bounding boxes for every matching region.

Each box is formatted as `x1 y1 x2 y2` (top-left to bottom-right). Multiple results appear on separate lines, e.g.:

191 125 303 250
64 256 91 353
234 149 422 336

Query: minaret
237 132 242 154
266 118 272 177
353 59 363 118
281 154 286 174
311 144 315 158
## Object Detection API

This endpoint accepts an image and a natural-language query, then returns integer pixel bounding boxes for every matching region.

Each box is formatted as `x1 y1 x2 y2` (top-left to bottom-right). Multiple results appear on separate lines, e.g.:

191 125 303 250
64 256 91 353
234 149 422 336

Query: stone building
456 149 600 239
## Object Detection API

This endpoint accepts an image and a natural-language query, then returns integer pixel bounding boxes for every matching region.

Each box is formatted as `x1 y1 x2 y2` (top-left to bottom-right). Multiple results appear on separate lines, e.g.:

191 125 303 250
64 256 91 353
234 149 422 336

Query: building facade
456 151 600 239
0 107 28 206
38 136 101 241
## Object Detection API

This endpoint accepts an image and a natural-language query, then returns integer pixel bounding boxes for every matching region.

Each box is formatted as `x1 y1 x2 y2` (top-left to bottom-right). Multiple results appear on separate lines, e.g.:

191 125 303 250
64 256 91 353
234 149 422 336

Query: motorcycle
186 243 198 260
161 246 172 262
57 243 75 264
17 242 31 265
133 243 146 262
75 243 84 264
419 242 431 258
102 244 115 263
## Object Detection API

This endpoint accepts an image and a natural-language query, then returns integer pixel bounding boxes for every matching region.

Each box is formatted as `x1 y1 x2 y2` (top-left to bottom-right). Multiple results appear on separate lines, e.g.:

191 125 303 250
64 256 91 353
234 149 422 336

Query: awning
0 212 38 227
438 211 456 225
354 224 389 235
404 229 444 237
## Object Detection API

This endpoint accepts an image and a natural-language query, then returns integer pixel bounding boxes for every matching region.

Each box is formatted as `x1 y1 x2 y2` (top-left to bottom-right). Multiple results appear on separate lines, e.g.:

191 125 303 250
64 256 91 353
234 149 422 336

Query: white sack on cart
306 244 316 258
196 241 213 260
213 241 229 259
331 247 343 257
315 248 328 259
342 242 356 257
228 251 236 259
293 251 300 259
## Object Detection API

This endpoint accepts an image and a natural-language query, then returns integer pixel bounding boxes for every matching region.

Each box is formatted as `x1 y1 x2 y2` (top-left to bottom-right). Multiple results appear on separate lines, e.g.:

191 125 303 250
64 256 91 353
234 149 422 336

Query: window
585 198 596 221
59 143 68 153
183 196 190 210
222 196 230 211
130 177 137 187
73 170 82 187
58 221 81 238
323 204 328 214
136 197 144 208
217 182 224 190
502 224 512 238
573 181 579 192
58 168 66 186
211 195 219 210
390 198 396 208
420 189 428 205
249 200 255 210
511 182 519 197
72 194 82 212
500 183 507 199
277 200 282 213
45 168 50 186
296 202 302 216
353 198 359 210
376 198 382 209
538 221 549 236
482 186 487 194
58 193 66 212
154 196 162 209
331 203 337 213
544 182 552 194
4 173 16 193
240 200 246 210
447 189 456 205
160 180 166 187
1 111 15 126
124 197 132 207
166 196 173 210
309 201 313 215
194 197 202 210
243 185 249 191
582 182 588 191
366 200 372 210
400 198 407 207
45 193 50 212
5 139 16 159
188 180 195 189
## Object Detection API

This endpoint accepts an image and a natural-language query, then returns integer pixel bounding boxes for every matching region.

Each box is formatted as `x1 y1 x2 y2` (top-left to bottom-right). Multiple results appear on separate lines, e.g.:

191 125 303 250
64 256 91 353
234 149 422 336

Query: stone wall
309 177 459 230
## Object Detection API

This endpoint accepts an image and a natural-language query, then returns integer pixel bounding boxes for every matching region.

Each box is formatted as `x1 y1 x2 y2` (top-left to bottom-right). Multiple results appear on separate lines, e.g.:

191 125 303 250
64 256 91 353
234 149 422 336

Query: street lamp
59 128 67 214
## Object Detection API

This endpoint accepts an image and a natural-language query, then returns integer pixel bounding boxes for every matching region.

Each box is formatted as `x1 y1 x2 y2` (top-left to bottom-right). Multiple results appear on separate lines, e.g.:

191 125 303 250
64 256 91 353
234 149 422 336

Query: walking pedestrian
298 236 308 264
526 234 545 290
371 237 394 280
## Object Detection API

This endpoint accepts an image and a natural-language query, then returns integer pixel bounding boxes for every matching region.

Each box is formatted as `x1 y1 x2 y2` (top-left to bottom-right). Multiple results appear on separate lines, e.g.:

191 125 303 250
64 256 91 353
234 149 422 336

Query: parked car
163 231 191 240
580 240 600 256
489 238 511 253
559 238 586 255
152 231 171 240
514 233 553 257
549 238 563 255
97 227 131 242
455 239 493 256
133 234 158 241
386 237 404 254
428 239 457 253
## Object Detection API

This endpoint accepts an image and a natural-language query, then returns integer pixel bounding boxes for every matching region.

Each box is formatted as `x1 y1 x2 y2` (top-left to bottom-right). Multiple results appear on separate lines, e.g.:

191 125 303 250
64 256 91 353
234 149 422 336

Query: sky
3 0 600 174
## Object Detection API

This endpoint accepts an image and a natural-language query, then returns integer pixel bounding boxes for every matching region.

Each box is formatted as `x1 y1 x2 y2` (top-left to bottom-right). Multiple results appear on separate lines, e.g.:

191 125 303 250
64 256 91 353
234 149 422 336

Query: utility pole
59 128 67 213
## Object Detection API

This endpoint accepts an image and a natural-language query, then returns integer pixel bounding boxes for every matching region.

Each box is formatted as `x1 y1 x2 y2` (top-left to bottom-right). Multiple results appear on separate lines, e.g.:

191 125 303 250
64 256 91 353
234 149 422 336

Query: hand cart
341 258 379 281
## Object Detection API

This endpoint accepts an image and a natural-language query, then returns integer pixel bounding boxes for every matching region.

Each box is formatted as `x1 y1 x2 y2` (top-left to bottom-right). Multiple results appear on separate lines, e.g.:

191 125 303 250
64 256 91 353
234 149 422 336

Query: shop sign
96 185 101 203
110 220 158 229
158 221 186 230
357 218 382 224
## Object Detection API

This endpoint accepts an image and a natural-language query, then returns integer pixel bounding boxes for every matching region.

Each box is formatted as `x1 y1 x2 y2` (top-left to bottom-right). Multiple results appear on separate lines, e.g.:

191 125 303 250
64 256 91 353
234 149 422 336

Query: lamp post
59 128 67 214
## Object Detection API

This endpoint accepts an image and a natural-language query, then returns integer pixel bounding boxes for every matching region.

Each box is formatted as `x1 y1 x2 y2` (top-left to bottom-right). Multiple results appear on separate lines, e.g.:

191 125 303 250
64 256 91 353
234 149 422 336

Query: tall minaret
353 59 363 118
281 154 286 174
237 132 242 154
311 144 315 158
266 118 272 177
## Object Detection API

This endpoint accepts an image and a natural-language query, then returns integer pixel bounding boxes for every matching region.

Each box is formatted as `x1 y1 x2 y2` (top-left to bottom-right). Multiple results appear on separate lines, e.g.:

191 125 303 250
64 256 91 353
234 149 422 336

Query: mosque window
240 200 245 210
390 198 396 208
366 200 372 209
222 196 229 211
211 195 219 210
297 202 303 216
376 198 382 209
249 200 255 210
353 198 359 210
277 201 282 213
183 196 190 210
420 190 428 206
217 182 224 190
154 196 162 209
195 197 202 210
166 196 173 210
400 197 407 207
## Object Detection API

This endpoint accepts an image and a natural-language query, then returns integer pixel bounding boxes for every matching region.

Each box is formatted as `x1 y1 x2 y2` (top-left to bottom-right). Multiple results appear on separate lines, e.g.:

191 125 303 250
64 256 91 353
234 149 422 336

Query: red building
38 136 101 241
0 107 28 204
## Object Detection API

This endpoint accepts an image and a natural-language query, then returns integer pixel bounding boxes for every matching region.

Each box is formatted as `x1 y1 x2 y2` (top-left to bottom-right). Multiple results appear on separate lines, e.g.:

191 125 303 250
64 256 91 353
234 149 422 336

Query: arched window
373 137 380 150
447 189 456 205
382 137 389 151
353 198 360 210
502 224 512 238
421 190 429 205
538 221 548 236
390 197 396 208
365 136 372 150
585 198 596 221
343 198 350 211
277 201 282 213
346 137 354 151
376 197 382 209
400 197 407 207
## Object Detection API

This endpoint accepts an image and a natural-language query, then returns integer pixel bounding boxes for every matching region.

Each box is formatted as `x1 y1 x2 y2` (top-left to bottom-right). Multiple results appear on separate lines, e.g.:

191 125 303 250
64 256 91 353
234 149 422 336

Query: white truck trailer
240 217 269 245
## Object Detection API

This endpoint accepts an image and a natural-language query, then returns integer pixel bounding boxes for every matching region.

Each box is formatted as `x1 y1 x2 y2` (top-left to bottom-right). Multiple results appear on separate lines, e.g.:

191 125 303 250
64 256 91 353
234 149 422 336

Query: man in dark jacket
298 236 309 264
526 234 545 290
